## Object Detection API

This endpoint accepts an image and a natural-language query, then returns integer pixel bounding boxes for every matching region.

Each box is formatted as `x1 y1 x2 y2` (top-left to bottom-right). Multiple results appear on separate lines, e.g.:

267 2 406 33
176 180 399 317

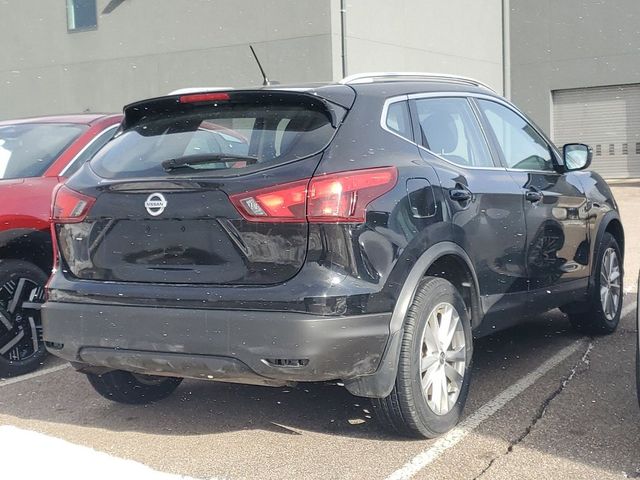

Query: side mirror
563 143 592 171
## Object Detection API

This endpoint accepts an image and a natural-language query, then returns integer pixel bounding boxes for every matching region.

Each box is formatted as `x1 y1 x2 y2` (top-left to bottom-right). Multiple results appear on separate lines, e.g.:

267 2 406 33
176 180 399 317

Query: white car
637 272 639 405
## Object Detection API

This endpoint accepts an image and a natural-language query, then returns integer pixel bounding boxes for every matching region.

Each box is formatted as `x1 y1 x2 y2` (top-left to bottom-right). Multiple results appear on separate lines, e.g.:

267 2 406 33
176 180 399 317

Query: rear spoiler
121 87 355 132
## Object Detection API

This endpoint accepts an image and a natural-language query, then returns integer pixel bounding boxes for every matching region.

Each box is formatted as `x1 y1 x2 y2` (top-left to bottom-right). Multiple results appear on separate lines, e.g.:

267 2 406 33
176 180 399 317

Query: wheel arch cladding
389 242 481 333
345 241 481 398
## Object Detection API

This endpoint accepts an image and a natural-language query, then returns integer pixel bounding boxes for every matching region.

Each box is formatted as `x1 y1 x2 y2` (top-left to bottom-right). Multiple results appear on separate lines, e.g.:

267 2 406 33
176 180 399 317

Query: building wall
0 0 335 120
0 0 505 121
340 0 505 92
509 0 640 134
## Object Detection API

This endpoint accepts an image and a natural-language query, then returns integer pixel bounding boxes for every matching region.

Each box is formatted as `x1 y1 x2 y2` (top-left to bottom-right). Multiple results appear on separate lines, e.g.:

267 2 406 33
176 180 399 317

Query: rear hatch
54 89 351 285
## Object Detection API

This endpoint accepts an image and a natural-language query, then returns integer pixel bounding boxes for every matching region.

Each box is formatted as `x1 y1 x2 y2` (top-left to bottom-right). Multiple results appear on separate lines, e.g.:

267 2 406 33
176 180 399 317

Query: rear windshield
90 97 338 179
0 123 87 179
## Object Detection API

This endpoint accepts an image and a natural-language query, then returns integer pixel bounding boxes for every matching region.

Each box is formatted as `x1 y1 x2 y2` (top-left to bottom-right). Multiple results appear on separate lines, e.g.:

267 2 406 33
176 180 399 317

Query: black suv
43 73 624 438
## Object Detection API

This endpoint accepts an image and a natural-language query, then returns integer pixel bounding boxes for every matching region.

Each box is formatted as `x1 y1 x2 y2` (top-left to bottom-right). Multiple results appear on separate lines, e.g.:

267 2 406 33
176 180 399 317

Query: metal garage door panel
552 84 640 178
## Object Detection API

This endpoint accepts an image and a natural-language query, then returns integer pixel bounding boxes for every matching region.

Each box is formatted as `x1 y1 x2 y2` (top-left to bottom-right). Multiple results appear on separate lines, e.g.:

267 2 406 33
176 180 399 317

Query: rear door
474 98 590 308
56 91 348 285
408 95 529 322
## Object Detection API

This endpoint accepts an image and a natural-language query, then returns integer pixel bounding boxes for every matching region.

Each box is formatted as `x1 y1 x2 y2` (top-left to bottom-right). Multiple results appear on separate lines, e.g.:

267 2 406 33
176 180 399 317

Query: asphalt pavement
0 184 638 480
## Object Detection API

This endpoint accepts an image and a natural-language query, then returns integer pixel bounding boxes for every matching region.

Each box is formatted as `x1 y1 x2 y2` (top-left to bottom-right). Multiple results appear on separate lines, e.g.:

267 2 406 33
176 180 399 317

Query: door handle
450 188 472 203
525 189 543 203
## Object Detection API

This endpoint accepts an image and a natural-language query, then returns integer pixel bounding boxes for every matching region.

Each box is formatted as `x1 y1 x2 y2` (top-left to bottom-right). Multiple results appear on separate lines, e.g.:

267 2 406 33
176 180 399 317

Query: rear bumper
42 302 391 386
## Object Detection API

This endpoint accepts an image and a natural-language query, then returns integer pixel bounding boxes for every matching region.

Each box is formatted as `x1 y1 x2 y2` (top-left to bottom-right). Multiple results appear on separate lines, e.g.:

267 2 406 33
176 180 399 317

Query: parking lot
1 183 638 480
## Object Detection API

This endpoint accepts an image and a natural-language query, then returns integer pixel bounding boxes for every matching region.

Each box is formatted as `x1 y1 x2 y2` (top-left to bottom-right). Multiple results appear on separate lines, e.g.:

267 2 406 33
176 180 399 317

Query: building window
595 144 601 156
622 143 628 155
609 144 615 155
636 142 640 155
67 0 97 32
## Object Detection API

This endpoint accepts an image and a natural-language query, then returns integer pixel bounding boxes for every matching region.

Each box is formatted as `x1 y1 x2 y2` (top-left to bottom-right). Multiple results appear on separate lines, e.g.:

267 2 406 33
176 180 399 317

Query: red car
0 113 122 376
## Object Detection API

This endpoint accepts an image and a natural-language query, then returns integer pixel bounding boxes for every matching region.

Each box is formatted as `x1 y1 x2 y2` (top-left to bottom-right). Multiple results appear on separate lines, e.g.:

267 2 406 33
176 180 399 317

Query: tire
636 339 640 409
86 370 183 404
0 260 48 378
568 233 623 335
372 277 473 438
636 274 640 406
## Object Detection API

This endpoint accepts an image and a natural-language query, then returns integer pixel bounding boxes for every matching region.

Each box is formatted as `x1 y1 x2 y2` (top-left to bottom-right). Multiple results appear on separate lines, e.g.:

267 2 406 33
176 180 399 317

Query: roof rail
339 72 495 92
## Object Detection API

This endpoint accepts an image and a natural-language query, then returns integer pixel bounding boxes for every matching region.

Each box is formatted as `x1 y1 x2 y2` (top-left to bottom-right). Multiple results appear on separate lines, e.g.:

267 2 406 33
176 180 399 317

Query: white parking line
385 340 583 480
0 300 635 480
385 297 637 480
0 363 69 387
0 425 208 480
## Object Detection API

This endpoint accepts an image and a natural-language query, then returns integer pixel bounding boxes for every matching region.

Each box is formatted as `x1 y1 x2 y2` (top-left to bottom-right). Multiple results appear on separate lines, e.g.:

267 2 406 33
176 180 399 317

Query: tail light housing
230 167 397 223
51 185 96 224
49 184 96 280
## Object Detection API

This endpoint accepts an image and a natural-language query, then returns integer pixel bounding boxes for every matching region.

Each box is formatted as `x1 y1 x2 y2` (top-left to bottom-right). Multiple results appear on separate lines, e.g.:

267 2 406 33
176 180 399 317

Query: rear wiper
161 153 259 171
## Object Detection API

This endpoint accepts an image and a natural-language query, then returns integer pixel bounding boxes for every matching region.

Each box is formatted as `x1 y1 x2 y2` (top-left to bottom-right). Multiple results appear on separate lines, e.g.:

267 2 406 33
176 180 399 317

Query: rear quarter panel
0 177 59 234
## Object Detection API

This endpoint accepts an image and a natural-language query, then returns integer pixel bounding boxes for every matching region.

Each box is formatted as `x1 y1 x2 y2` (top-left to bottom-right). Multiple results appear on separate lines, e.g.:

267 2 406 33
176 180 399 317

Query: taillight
49 218 59 277
307 167 397 222
179 92 231 104
230 167 397 223
51 185 96 223
230 179 308 222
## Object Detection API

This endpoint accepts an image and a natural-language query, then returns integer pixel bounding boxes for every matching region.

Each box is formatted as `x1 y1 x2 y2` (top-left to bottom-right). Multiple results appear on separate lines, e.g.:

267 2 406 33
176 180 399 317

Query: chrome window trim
379 94 506 172
380 91 564 175
60 124 119 176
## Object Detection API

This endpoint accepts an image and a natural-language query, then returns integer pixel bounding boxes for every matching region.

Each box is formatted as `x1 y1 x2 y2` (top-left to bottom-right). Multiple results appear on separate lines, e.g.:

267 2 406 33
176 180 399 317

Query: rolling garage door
552 84 640 178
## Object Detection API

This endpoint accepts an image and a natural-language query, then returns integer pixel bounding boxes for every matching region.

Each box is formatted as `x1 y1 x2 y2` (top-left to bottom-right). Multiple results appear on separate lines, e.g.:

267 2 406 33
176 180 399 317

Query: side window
63 126 117 177
477 100 555 172
414 97 494 168
385 101 413 140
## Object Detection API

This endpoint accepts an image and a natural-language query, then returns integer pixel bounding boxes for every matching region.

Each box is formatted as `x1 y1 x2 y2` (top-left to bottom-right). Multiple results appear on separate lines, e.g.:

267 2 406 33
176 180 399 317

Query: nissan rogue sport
42 73 624 438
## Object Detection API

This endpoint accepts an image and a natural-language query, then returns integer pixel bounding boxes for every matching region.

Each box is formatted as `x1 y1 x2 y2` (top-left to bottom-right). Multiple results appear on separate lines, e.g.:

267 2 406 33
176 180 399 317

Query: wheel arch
0 229 52 275
345 241 481 398
591 212 625 293
604 217 624 259
389 242 482 333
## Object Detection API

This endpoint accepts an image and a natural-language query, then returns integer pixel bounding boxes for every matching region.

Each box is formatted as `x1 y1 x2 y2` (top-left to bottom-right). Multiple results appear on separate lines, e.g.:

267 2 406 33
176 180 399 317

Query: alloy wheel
600 247 621 321
0 278 45 363
420 302 466 416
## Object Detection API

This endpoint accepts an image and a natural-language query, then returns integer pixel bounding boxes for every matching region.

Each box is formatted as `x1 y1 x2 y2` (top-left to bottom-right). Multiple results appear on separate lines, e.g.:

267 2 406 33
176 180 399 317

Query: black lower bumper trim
78 348 289 387
42 302 391 384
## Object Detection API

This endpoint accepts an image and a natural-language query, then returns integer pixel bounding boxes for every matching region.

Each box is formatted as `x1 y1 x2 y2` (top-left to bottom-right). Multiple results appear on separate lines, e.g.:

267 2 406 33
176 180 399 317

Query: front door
409 96 529 325
474 98 589 312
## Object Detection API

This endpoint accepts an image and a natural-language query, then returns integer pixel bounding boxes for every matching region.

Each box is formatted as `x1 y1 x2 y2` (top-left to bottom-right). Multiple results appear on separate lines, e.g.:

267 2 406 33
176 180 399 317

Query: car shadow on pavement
0 311 585 442
1 308 638 477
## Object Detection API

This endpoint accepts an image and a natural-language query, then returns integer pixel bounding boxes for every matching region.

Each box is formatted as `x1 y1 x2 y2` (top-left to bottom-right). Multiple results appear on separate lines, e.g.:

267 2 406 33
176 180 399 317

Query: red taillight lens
179 92 231 104
51 185 96 223
49 218 59 275
230 167 397 223
307 167 398 222
230 179 308 222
